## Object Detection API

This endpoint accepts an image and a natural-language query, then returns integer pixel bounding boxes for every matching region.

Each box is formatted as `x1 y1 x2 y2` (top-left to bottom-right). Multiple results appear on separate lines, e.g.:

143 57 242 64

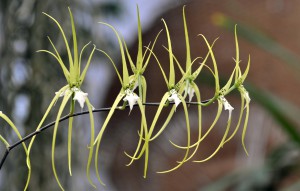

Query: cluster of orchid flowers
0 5 251 191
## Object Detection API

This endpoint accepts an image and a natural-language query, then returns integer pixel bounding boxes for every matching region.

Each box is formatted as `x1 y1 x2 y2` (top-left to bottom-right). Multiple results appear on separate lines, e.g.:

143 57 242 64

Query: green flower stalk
0 112 31 191
26 7 96 190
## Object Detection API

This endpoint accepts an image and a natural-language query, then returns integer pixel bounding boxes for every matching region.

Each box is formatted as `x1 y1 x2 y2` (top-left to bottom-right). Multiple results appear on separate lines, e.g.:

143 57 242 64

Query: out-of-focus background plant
1 0 300 191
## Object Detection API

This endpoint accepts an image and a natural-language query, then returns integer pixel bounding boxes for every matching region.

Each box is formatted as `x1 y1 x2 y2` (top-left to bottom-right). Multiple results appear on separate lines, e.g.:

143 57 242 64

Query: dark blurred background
1 0 300 190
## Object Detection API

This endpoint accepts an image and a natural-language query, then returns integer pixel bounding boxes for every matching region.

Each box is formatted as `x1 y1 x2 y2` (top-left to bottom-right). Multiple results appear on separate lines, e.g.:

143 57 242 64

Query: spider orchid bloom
93 20 149 186
220 25 251 156
26 7 97 190
168 89 182 109
126 18 191 178
123 89 139 112
219 96 234 119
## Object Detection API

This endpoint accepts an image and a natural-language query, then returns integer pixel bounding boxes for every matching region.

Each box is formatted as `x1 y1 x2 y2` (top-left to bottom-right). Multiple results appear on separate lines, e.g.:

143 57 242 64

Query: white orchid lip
219 96 234 119
72 87 88 109
185 82 195 102
123 89 139 112
168 89 181 110
55 87 88 109
239 85 251 108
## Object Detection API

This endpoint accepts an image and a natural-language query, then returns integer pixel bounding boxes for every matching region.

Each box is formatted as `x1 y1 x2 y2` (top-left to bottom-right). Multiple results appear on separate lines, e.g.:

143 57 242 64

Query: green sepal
52 89 72 191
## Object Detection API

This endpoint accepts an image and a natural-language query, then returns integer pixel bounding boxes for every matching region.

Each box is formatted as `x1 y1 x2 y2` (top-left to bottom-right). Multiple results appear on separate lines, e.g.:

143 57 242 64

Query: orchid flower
125 17 192 177
26 8 96 190
0 112 31 191
122 6 162 169
93 18 149 185
170 23 251 164
220 26 251 155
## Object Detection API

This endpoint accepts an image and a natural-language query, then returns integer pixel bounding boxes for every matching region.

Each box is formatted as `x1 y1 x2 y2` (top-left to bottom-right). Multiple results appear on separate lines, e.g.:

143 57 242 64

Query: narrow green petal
177 83 202 162
172 99 222 149
85 98 97 188
162 19 175 87
79 45 96 85
194 113 231 163
67 99 75 176
68 7 79 76
223 93 244 145
27 85 69 155
52 91 72 191
162 45 184 75
37 49 70 82
79 41 91 77
242 103 250 155
241 55 251 83
43 12 74 70
26 85 68 190
183 5 192 74
234 24 241 81
97 49 122 84
136 5 143 70
141 29 163 73
144 46 168 86
157 95 190 173
99 22 129 86
94 91 124 185
123 38 136 72
198 35 220 92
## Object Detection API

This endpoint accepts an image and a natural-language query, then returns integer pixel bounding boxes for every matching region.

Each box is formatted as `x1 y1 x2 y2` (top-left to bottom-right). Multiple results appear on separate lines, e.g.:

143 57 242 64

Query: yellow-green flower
27 7 96 190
